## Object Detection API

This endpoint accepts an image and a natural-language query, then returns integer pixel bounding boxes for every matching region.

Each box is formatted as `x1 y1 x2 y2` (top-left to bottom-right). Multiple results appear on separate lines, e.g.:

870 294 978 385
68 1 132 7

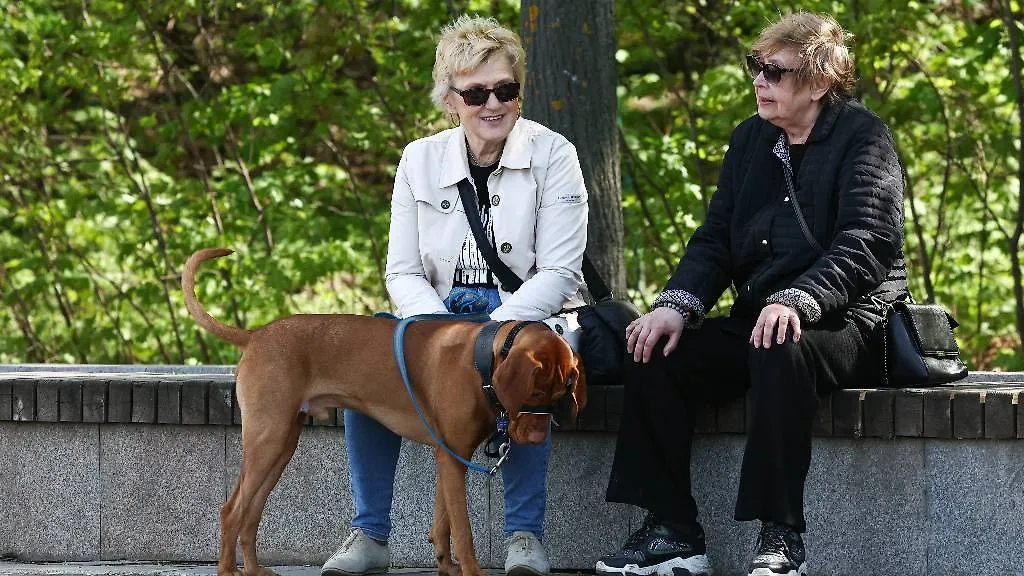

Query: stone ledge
0 368 1021 439
2 425 1021 574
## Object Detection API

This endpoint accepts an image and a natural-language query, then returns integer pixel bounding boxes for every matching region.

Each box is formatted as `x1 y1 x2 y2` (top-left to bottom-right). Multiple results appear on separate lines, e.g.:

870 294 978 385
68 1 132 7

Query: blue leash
392 313 504 476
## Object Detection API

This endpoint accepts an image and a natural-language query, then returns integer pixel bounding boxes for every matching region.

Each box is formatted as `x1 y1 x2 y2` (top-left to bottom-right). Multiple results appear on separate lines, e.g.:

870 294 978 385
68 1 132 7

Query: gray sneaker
322 529 390 576
505 531 550 576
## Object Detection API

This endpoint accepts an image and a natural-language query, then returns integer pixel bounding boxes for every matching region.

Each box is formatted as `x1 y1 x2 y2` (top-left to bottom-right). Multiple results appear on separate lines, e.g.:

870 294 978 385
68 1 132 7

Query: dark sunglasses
745 54 798 84
449 82 521 106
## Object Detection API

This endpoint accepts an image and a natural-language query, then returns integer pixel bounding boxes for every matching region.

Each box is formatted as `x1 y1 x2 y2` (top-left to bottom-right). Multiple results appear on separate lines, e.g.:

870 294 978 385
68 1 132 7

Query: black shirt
469 162 499 209
790 143 806 176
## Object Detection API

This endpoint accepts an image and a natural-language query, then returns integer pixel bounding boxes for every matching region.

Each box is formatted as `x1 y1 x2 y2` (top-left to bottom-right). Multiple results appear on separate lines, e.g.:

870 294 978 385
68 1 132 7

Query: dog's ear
567 350 588 424
493 345 542 417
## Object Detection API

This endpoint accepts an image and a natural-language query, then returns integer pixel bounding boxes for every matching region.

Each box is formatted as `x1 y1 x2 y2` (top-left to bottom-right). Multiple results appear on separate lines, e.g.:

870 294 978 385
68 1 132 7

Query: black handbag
881 300 969 387
781 164 968 387
456 178 639 386
573 257 641 387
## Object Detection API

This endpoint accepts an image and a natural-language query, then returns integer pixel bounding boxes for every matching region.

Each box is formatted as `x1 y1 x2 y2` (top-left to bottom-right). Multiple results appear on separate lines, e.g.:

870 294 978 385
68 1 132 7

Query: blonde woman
322 15 588 576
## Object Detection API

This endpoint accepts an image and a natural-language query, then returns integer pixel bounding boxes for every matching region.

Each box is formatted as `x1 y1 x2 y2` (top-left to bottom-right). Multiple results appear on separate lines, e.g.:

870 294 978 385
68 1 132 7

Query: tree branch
0 258 53 361
618 128 678 277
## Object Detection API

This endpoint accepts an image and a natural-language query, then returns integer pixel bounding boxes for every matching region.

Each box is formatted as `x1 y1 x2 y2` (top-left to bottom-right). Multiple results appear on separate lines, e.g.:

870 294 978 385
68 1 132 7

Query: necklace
466 139 500 168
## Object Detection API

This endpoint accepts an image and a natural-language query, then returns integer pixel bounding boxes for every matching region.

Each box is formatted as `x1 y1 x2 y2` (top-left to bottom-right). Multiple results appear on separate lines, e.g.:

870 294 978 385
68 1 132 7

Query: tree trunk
519 1 625 298
1000 0 1024 359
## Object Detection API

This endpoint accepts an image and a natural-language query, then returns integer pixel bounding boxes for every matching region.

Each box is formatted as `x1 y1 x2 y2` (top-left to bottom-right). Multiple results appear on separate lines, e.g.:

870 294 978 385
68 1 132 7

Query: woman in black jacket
595 12 907 576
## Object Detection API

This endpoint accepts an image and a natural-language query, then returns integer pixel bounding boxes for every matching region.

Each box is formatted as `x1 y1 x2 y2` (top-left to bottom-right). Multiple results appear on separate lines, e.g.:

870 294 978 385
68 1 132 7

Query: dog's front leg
435 452 484 576
428 452 456 576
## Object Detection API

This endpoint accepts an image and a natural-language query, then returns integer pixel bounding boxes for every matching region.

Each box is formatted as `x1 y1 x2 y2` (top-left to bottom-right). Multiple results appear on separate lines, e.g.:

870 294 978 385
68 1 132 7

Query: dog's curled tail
181 248 250 348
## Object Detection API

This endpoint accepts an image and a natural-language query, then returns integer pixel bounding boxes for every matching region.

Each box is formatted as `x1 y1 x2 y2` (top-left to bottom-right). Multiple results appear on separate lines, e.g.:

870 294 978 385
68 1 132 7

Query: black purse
881 300 968 387
781 163 968 387
573 257 642 387
456 179 639 386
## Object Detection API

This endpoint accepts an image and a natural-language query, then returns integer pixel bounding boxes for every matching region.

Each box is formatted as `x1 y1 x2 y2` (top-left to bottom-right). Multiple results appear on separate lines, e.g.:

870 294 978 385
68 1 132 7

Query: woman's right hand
625 306 687 364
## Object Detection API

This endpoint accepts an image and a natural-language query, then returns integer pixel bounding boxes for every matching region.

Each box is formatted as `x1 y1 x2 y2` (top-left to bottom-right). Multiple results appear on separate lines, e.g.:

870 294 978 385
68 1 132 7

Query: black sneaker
747 521 807 576
595 515 711 576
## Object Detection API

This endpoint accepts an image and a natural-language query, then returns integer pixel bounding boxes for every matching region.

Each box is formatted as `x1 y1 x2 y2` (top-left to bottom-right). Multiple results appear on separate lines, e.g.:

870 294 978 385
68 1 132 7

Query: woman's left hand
750 303 802 348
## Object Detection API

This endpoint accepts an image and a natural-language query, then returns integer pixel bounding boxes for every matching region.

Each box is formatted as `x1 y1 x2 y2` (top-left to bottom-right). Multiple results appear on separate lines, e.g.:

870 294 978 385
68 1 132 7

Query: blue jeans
345 286 550 541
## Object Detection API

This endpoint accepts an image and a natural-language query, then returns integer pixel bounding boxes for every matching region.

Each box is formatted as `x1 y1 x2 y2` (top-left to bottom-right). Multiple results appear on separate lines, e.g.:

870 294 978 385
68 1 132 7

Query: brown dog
181 247 587 576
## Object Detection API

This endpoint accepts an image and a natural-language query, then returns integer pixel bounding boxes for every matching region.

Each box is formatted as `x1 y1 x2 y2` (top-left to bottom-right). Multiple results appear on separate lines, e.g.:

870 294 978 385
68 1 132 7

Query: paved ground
0 564 395 576
0 564 543 576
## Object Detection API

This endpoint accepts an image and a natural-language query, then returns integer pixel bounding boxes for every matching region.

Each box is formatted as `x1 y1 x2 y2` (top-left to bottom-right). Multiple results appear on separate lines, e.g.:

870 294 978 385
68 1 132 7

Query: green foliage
0 0 450 363
0 0 1021 370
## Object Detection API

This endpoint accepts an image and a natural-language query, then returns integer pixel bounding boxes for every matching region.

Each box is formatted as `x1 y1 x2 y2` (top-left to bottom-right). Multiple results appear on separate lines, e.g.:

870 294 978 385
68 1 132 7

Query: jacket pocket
413 185 459 215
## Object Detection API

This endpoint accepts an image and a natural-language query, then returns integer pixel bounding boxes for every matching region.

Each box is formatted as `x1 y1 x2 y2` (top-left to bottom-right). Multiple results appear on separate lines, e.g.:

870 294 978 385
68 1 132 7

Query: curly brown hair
750 12 857 103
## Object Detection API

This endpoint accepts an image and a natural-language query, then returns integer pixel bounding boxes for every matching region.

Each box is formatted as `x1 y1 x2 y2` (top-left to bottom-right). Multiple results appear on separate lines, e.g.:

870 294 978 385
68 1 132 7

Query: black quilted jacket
662 97 908 328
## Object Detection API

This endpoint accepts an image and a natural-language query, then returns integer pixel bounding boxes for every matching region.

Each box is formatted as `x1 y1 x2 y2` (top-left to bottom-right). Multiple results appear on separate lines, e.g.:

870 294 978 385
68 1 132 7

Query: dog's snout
510 413 552 445
526 428 548 444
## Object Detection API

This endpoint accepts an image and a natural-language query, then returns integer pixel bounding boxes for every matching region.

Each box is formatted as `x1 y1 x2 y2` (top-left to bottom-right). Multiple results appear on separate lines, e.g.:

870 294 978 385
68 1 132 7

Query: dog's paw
436 561 461 576
435 559 455 576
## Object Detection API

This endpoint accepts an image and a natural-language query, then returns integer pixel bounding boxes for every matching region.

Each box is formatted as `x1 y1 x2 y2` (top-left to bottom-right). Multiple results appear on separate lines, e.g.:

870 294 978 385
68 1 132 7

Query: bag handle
455 178 613 301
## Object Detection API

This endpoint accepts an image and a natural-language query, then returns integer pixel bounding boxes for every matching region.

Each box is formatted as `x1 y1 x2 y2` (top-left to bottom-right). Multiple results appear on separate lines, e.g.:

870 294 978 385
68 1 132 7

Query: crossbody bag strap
456 178 523 293
582 255 612 302
456 178 615 301
782 166 823 253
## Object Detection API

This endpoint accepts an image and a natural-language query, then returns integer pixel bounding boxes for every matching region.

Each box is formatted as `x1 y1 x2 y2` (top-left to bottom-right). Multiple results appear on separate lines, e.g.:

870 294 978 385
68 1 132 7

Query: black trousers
604 315 879 533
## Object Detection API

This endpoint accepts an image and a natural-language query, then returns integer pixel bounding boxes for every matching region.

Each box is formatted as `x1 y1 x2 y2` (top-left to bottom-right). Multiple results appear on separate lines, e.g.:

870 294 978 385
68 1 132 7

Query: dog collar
473 320 508 411
473 320 541 410
473 320 559 416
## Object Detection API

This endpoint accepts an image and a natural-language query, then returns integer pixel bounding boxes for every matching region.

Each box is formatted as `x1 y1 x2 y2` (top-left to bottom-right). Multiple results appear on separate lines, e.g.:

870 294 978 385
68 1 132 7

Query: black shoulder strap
457 178 523 293
781 164 822 253
582 255 611 302
456 177 614 301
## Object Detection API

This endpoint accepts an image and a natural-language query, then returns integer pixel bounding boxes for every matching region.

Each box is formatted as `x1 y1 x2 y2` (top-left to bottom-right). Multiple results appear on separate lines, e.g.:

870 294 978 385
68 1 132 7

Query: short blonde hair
751 12 856 103
430 15 526 110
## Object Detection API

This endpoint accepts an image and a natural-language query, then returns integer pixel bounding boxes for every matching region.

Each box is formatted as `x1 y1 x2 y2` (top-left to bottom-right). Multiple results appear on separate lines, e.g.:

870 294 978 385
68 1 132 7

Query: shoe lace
624 515 658 548
338 529 361 554
507 532 539 554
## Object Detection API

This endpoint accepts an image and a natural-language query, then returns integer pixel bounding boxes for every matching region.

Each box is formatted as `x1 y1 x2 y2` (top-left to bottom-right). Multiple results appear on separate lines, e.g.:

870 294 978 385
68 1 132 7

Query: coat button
761 239 768 246
441 200 450 209
491 195 500 207
500 242 512 254
746 284 752 292
784 196 790 202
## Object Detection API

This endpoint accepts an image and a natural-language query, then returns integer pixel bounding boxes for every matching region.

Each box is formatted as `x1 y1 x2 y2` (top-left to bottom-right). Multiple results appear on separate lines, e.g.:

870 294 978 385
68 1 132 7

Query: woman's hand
750 303 802 348
626 307 687 364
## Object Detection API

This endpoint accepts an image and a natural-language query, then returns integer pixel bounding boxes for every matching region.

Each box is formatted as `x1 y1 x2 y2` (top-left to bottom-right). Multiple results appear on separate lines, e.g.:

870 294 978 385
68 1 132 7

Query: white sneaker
505 531 551 576
322 529 390 576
